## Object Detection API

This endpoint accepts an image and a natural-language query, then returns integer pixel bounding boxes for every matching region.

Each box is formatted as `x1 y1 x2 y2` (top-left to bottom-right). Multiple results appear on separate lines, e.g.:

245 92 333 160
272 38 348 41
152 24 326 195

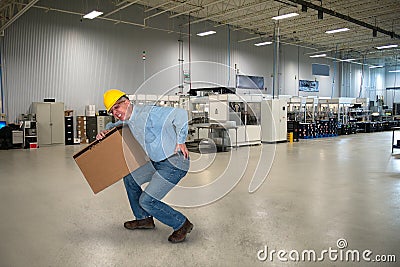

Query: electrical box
261 99 288 143
209 95 229 122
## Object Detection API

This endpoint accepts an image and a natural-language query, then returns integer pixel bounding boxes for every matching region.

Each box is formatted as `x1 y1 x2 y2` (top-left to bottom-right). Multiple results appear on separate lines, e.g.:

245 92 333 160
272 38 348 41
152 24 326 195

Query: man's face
109 99 130 121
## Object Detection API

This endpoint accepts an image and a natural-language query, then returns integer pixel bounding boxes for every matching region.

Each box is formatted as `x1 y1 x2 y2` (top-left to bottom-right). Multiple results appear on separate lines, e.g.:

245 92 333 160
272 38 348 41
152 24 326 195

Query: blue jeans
123 152 190 231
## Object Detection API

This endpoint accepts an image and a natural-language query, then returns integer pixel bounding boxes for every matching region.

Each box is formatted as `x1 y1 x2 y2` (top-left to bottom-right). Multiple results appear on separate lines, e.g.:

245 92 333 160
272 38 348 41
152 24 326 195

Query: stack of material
76 116 88 144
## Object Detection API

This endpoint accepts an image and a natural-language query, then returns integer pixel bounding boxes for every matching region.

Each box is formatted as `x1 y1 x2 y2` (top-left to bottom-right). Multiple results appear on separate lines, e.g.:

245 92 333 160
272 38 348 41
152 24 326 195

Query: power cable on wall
178 37 184 94
0 52 3 114
358 55 365 98
393 55 398 104
331 45 338 98
188 13 192 92
297 46 299 96
227 24 231 87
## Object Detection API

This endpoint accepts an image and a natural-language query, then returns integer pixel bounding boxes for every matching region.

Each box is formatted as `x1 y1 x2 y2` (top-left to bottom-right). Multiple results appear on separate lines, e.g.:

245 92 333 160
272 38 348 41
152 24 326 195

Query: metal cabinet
261 99 288 143
65 116 74 145
97 116 113 134
31 102 65 145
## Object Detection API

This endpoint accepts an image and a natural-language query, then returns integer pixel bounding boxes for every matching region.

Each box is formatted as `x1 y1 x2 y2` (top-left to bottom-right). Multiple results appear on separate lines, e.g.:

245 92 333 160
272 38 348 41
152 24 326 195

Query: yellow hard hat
103 89 126 112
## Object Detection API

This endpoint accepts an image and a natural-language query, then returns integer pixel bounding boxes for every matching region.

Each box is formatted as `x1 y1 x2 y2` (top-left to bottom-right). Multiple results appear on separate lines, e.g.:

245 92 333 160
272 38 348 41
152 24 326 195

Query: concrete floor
0 131 399 267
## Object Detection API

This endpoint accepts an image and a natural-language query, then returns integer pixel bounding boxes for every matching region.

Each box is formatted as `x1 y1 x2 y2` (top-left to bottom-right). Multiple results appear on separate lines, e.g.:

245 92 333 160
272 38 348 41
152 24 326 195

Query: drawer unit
86 116 97 143
65 116 74 145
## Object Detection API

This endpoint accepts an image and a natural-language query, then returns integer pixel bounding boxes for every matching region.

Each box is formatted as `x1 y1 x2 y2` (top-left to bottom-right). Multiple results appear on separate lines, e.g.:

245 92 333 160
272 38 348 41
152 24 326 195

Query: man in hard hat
96 89 193 243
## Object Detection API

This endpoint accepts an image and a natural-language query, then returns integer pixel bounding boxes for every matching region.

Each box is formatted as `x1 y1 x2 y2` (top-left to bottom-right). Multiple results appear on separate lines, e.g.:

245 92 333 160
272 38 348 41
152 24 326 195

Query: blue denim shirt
124 105 188 162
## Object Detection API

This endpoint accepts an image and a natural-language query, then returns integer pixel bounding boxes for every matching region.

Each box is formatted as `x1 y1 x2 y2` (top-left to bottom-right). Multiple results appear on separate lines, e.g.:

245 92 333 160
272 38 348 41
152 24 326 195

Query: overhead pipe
284 0 400 39
29 5 190 37
169 0 225 19
115 1 129 7
102 0 140 18
185 1 267 26
144 1 189 23
145 1 174 13
0 0 39 33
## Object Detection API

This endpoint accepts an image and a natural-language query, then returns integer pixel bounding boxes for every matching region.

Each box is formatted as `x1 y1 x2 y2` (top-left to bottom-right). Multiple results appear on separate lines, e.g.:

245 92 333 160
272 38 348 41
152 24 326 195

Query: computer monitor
0 121 6 130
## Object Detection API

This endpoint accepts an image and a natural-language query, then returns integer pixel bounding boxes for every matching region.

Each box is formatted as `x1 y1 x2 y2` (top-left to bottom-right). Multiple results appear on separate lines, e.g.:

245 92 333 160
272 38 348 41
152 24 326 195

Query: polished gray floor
0 132 399 267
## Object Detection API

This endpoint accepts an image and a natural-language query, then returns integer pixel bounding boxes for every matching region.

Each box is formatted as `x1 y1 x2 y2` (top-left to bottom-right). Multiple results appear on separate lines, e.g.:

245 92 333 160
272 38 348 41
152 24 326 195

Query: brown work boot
124 217 155 230
168 219 193 243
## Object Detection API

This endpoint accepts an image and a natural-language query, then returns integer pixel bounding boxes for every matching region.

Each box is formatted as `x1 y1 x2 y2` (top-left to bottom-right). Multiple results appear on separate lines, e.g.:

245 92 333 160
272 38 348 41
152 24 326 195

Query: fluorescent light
197 31 216 37
309 54 326 58
254 41 272 46
389 70 400 73
272 12 299 20
340 58 355 62
325 28 349 34
83 10 103 19
376 44 398 50
369 65 384 69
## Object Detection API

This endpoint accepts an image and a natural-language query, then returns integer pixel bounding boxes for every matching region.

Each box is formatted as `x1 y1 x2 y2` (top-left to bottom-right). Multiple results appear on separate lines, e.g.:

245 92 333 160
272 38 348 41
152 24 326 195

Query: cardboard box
73 126 148 194
85 105 96 117
64 110 74 117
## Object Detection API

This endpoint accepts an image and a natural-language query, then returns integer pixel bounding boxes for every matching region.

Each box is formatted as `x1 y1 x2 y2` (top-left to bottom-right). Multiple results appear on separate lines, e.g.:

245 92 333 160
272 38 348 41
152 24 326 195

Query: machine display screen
299 80 319 92
0 121 6 130
236 75 264 90
312 63 330 76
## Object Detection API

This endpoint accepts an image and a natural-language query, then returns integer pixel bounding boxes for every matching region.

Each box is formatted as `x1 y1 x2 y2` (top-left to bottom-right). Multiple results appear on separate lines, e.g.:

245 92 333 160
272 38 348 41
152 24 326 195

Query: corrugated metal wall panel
0 3 353 123
0 9 259 122
1 7 192 122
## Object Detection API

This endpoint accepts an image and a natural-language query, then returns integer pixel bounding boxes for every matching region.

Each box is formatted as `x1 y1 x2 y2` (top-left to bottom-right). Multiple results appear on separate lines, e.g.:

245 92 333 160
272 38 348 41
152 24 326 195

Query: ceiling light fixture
272 12 299 20
197 30 216 37
340 59 355 62
309 54 326 58
376 44 398 50
83 10 103 19
254 41 272 46
325 28 349 34
389 70 400 73
369 65 384 69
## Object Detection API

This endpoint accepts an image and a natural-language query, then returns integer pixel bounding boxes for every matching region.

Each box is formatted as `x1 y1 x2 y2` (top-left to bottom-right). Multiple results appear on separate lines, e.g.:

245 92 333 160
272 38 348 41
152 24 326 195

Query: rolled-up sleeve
172 108 188 144
105 120 123 130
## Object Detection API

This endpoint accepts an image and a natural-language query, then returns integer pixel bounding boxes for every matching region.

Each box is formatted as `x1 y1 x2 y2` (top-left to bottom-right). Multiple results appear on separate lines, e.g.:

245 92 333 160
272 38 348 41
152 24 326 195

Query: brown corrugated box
73 126 148 194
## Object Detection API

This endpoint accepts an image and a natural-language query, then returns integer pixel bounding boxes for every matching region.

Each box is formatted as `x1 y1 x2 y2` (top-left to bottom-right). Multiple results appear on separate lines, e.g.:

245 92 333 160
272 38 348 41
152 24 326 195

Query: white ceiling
2 0 400 66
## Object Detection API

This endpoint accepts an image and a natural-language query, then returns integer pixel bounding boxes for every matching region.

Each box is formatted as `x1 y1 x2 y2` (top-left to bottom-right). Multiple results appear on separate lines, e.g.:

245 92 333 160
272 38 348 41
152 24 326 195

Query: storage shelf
391 126 400 153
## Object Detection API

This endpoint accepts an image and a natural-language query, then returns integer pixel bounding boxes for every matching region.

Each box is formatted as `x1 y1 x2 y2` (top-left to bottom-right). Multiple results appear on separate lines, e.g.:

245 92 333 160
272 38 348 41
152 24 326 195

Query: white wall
280 45 340 98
